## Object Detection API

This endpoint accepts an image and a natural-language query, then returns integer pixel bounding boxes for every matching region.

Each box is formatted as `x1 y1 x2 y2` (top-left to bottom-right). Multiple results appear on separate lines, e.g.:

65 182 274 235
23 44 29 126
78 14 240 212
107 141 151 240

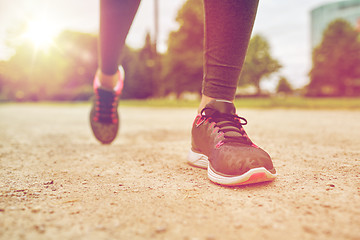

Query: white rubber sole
187 149 209 169
208 166 276 186
188 149 277 186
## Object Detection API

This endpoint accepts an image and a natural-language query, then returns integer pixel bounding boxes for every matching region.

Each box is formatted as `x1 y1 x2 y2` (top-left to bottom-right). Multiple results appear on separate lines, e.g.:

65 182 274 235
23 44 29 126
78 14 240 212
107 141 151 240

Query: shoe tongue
204 100 248 141
204 100 236 115
97 88 116 103
98 85 116 92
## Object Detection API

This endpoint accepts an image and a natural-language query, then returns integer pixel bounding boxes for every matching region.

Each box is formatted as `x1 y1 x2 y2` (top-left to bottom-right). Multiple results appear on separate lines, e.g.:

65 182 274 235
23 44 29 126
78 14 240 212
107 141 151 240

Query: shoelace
201 107 252 145
94 88 118 124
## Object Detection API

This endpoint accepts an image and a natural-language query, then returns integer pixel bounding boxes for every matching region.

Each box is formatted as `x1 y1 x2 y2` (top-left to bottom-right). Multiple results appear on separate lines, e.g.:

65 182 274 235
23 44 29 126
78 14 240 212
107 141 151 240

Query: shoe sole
187 149 208 169
208 166 276 186
90 107 119 144
187 149 277 186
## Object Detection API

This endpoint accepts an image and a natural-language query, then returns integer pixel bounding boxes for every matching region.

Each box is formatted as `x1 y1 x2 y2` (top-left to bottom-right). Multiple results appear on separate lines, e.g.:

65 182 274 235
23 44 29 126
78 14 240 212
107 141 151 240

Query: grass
236 96 360 109
119 96 360 110
119 99 199 108
1 96 360 109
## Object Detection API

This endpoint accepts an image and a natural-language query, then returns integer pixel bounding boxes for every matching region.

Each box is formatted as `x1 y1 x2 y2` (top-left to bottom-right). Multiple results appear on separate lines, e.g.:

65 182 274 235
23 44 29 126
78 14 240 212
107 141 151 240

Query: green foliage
276 76 293 94
117 96 360 110
0 27 160 101
121 32 156 99
239 34 281 95
56 31 98 100
0 0 292 102
161 0 204 98
308 19 360 96
0 31 97 101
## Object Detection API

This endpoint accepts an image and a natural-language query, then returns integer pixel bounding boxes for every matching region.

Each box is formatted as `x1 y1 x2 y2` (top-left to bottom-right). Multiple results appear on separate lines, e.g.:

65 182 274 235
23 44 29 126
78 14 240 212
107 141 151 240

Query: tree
0 42 70 101
161 0 203 98
0 30 98 101
276 76 293 94
0 25 160 101
121 32 156 99
308 19 360 96
56 30 98 100
239 34 281 95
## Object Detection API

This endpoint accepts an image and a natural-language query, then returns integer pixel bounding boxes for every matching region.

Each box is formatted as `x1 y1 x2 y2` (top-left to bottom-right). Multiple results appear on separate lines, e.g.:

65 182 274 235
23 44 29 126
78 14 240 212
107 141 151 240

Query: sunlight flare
22 18 59 51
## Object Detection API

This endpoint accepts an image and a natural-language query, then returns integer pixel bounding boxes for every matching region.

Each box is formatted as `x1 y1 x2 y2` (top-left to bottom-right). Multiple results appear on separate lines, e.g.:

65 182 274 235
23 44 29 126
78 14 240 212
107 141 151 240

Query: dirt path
0 104 359 240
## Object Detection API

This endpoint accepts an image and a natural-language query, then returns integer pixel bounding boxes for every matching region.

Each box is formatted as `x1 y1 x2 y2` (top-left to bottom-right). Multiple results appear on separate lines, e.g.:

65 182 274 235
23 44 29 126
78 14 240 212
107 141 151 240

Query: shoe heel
187 149 208 169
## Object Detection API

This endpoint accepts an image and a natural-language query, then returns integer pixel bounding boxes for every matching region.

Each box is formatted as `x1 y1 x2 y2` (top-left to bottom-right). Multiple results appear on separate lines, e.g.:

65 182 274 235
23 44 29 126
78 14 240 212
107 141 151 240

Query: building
310 0 360 49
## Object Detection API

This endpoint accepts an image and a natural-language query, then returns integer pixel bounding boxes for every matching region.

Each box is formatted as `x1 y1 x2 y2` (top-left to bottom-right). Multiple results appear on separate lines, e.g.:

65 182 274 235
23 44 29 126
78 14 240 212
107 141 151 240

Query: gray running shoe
90 67 124 144
188 100 277 186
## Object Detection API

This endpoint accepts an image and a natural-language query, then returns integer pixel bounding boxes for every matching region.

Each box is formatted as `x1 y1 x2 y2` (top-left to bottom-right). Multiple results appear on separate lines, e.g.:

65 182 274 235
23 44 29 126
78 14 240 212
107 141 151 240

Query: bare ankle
198 95 234 113
97 70 118 90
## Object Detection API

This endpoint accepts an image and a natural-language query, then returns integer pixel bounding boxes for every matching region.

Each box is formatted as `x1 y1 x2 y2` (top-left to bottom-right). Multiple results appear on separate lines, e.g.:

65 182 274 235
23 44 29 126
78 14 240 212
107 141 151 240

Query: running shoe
90 67 124 144
188 99 277 186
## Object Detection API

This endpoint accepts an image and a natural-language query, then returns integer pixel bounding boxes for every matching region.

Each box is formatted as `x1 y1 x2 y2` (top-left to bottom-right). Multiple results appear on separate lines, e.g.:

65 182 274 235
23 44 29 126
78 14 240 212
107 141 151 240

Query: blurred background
0 0 359 102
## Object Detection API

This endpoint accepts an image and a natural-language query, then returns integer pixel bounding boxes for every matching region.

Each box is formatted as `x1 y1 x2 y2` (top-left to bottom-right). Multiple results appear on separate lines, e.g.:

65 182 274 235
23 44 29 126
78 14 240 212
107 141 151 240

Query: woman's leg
98 0 141 88
199 0 259 111
189 0 276 186
90 0 141 144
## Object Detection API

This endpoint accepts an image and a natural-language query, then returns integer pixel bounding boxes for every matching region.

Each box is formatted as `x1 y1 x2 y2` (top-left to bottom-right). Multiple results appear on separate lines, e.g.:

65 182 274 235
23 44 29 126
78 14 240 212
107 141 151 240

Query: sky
0 0 340 91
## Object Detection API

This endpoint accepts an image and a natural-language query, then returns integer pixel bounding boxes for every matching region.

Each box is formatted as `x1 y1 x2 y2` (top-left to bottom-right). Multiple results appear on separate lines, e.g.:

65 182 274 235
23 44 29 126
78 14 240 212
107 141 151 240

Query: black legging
99 0 141 75
99 0 259 101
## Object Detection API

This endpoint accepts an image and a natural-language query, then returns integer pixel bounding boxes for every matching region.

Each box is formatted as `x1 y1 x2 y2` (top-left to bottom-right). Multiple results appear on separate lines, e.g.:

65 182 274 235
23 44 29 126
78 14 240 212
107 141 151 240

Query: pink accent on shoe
114 66 125 95
215 141 224 149
240 172 267 185
195 115 205 127
251 143 259 148
93 66 125 95
93 77 100 90
212 126 218 134
215 132 224 139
